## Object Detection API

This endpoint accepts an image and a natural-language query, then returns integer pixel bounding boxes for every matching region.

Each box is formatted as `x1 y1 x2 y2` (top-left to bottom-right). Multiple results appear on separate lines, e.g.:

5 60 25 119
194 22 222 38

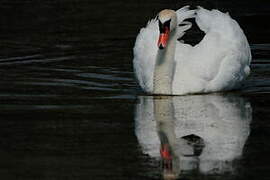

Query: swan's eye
159 19 171 33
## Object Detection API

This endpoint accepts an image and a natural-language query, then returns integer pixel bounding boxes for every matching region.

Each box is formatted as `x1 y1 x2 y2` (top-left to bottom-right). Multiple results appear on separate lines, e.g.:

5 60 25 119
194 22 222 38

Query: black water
0 1 270 179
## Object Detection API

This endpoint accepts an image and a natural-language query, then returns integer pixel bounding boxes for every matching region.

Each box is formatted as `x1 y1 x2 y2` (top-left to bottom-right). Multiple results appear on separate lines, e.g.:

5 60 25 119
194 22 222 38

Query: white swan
133 6 252 95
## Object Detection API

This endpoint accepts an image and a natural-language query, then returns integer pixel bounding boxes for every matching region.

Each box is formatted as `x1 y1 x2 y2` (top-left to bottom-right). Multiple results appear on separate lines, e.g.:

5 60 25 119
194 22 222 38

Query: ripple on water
77 72 132 81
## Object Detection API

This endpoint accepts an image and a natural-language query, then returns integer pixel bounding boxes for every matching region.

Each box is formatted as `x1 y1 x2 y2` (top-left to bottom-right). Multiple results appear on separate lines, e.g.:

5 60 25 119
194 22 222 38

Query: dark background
1 0 270 61
0 0 270 180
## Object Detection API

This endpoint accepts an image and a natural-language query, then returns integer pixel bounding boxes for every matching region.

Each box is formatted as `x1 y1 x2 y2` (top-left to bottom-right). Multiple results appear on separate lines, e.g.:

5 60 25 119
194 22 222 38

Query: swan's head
157 9 177 49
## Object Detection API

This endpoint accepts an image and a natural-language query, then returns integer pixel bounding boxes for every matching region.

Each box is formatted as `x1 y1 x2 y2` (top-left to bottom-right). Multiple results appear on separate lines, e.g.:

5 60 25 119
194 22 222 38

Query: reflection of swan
135 94 252 177
133 6 251 95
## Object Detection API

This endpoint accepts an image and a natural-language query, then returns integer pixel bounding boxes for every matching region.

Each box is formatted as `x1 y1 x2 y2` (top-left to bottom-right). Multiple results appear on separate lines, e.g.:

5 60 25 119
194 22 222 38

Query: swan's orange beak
158 27 170 49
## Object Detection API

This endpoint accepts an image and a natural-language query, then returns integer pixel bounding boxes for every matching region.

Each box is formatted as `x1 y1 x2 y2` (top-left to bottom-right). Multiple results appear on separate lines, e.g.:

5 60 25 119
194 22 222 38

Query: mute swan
133 6 252 95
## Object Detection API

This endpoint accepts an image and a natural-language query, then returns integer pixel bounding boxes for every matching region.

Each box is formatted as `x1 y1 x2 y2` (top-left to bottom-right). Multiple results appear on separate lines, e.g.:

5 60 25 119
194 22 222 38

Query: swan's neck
153 30 177 94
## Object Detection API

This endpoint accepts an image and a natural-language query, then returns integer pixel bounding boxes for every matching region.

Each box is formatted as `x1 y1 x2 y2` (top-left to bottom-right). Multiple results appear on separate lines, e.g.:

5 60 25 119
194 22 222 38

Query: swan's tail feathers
176 5 196 24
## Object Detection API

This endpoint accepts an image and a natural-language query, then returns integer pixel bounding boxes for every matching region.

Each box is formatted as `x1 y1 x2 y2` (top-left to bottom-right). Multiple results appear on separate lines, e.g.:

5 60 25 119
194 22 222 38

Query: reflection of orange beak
158 28 170 49
160 144 172 160
160 144 173 171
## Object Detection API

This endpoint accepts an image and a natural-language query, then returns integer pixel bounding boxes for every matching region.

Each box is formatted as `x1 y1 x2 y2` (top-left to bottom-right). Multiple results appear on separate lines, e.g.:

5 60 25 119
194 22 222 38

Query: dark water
0 0 270 179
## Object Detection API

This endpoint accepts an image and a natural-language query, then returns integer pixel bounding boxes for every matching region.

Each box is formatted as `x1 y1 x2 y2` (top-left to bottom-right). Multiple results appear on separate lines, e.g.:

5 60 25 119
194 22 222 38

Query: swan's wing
188 7 251 91
175 6 196 39
133 19 158 93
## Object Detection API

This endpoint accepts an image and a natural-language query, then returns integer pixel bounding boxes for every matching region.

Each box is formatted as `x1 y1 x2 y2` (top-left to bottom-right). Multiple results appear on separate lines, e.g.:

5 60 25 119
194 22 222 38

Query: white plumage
133 6 251 95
